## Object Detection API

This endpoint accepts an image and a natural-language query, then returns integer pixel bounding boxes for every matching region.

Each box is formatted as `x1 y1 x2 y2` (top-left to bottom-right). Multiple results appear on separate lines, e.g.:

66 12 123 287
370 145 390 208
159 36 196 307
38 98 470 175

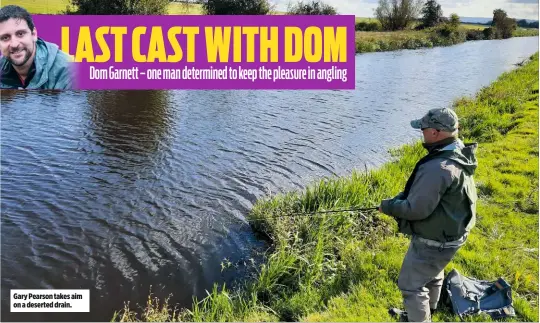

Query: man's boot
389 308 408 322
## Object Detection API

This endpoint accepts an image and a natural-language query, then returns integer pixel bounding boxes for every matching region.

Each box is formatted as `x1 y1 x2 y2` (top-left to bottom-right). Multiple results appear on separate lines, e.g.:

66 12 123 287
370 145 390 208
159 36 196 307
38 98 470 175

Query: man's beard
8 43 33 67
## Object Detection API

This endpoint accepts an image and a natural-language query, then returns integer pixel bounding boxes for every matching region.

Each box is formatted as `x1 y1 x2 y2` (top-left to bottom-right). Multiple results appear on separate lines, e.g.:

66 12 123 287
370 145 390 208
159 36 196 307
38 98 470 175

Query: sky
273 0 540 20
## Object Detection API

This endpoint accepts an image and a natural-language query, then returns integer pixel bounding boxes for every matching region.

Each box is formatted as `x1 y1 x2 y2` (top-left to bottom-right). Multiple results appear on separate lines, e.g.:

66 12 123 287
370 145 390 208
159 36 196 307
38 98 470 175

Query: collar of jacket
422 136 459 154
402 137 463 199
27 37 56 88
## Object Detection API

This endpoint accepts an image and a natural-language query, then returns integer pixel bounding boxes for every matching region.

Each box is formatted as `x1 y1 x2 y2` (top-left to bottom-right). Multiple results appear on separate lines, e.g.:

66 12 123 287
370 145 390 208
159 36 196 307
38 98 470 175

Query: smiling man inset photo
0 5 73 90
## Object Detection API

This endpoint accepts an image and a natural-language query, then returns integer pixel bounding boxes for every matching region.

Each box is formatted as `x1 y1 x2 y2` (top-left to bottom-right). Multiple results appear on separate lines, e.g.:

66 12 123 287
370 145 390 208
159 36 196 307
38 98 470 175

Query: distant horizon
272 0 539 21
349 16 539 23
454 16 539 23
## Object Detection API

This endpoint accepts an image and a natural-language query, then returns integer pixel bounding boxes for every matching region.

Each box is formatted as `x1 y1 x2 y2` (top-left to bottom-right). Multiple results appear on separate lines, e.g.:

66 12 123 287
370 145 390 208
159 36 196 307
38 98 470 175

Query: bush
375 0 424 31
436 23 455 37
466 29 485 40
429 23 465 44
376 39 390 51
450 13 460 27
483 27 496 40
201 0 272 15
67 0 169 14
355 21 382 31
355 40 380 53
287 0 337 15
403 38 414 49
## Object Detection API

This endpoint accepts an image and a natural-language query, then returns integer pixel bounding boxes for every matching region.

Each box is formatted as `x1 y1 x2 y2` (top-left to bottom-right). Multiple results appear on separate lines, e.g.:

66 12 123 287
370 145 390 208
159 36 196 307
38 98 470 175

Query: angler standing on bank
379 108 478 322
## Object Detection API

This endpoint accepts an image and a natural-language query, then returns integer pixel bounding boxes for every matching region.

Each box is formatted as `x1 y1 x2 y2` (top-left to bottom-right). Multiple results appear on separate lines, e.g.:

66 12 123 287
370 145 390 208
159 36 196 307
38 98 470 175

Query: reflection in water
1 37 538 321
83 90 175 188
1 89 22 103
87 90 173 155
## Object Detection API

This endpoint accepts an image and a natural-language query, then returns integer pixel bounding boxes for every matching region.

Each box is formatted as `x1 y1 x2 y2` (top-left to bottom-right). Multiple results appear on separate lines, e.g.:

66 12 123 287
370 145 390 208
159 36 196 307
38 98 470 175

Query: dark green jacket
381 138 478 243
1 37 73 90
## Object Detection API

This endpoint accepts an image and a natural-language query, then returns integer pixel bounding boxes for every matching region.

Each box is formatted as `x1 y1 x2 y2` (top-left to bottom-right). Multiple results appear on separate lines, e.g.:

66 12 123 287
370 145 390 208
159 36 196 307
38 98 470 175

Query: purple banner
31 14 356 90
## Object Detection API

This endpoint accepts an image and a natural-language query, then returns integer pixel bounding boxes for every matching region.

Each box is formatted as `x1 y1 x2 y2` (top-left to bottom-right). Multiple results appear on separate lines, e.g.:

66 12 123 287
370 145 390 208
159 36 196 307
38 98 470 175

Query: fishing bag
442 269 516 320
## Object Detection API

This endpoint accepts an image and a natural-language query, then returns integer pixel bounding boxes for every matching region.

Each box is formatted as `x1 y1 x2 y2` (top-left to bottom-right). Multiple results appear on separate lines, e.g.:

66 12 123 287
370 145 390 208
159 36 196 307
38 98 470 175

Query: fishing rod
248 206 379 221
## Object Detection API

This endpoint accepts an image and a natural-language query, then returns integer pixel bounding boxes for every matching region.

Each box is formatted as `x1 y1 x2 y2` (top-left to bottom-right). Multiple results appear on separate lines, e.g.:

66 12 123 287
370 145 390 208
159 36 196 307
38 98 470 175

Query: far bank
355 25 538 53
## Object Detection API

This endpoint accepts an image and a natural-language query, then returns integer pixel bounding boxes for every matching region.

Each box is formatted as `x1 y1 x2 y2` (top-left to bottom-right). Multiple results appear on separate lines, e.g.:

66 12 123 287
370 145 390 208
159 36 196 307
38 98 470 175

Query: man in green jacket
0 5 73 90
379 107 478 322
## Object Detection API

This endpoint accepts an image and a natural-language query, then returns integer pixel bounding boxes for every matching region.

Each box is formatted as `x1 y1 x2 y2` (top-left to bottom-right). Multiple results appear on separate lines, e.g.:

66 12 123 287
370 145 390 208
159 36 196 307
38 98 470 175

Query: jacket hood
30 37 59 88
441 139 478 175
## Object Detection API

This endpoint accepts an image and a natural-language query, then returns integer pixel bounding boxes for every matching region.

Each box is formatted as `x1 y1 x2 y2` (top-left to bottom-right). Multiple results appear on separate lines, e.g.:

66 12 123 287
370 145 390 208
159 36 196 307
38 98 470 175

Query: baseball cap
410 108 459 132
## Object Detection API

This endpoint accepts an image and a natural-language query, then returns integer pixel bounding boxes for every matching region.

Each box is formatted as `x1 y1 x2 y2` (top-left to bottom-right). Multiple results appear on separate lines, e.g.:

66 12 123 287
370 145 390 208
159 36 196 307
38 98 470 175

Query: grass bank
112 52 539 322
513 28 540 37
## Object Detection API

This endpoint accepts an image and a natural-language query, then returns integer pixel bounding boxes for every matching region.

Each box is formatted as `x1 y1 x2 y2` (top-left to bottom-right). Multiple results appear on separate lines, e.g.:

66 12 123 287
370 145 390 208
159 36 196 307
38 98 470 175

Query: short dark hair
0 5 35 31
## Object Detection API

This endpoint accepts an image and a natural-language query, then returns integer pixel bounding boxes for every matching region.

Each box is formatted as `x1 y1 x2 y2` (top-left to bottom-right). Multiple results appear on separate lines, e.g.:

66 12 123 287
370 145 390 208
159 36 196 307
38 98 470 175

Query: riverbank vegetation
111 51 539 322
355 24 538 53
355 1 538 53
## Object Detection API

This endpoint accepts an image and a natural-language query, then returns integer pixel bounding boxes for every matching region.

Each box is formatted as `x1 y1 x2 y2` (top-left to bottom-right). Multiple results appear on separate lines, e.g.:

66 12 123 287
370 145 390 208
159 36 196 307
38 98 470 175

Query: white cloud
438 0 538 20
273 0 539 20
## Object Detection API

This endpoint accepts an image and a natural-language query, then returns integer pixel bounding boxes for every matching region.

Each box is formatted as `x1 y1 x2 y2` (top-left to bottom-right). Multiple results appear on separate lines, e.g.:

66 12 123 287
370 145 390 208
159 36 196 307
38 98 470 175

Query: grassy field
514 27 540 37
354 25 468 53
3 1 371 18
111 52 539 322
1 0 204 14
2 0 374 18
356 30 427 41
3 0 73 14
460 23 487 30
167 2 203 15
356 17 379 23
0 0 369 17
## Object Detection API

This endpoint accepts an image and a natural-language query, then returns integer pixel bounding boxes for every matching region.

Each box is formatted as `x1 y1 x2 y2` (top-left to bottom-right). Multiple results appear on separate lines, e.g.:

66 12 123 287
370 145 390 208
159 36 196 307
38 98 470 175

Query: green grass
513 28 540 37
111 53 539 322
461 23 487 30
2 0 204 15
355 25 470 53
167 2 204 15
2 0 73 14
356 17 379 23
355 25 538 53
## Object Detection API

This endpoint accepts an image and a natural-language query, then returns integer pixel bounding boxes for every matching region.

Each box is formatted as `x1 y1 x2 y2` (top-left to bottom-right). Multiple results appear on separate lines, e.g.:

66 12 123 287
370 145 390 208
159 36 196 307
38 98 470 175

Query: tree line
66 0 536 40
482 19 539 29
365 0 532 40
65 0 339 15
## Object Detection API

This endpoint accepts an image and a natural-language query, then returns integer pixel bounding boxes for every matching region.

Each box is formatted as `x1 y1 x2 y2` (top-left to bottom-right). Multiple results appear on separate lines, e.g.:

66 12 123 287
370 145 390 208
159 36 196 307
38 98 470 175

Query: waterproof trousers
397 236 463 322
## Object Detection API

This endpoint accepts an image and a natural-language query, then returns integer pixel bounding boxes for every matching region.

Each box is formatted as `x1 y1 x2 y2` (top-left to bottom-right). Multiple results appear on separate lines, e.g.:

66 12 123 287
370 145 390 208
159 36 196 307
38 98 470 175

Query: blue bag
442 269 516 320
